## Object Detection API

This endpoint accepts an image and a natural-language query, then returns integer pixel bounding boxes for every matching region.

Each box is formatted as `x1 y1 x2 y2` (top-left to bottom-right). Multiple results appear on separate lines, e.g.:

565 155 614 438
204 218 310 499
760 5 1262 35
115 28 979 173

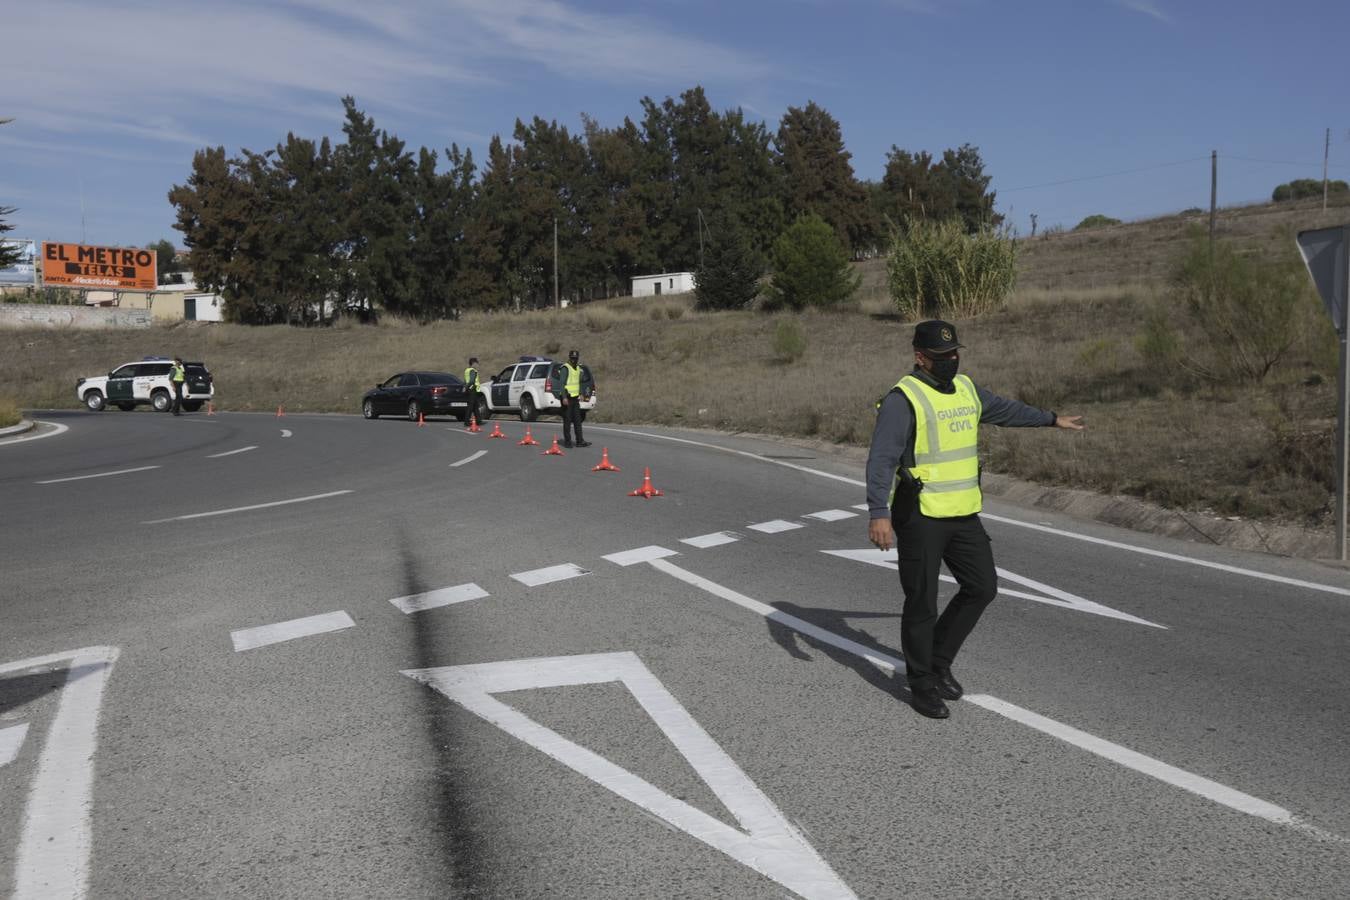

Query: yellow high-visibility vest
892 373 982 517
170 364 185 383
564 364 582 398
464 367 479 391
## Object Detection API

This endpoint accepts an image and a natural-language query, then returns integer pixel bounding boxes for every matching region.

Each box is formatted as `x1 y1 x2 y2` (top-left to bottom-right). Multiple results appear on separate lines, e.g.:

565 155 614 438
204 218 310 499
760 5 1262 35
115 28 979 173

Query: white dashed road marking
451 450 488 467
230 611 356 651
390 583 489 614
748 519 803 534
804 509 857 522
510 564 590 587
36 465 159 484
0 723 28 767
602 545 680 567
143 490 353 524
681 531 741 549
280 429 292 438
206 445 257 458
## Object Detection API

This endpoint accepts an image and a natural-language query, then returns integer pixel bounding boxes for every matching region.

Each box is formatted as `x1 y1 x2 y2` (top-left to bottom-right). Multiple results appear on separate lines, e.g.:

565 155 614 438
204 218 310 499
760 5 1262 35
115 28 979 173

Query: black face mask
928 357 959 383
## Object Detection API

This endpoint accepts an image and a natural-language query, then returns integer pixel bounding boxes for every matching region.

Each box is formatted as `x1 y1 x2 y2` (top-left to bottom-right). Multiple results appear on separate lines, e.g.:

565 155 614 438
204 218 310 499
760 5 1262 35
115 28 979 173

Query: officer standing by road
552 349 594 449
866 320 1084 719
169 356 186 416
463 357 481 428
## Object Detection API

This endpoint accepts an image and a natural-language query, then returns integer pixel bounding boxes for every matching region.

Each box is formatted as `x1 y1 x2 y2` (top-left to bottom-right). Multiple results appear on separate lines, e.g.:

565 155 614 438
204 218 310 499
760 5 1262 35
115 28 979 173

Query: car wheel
151 389 171 412
475 396 491 422
116 402 135 412
407 400 420 422
363 399 378 420
83 390 105 411
519 394 538 422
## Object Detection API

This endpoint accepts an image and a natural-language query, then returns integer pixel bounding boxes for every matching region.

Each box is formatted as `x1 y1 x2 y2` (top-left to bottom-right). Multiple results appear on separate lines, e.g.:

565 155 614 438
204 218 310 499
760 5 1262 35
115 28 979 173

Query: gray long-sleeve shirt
865 368 1056 519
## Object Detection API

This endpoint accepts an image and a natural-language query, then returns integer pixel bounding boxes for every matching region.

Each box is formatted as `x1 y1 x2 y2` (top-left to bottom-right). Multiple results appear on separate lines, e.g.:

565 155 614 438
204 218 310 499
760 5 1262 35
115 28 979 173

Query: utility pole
1208 150 1217 256
1323 127 1331 212
697 208 705 271
553 217 559 309
1030 213 1038 238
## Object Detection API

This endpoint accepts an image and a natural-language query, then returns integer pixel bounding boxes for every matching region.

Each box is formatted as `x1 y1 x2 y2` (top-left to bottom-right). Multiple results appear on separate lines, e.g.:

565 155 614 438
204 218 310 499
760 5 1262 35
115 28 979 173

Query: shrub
1075 214 1122 230
1272 178 1349 202
764 213 860 311
0 396 20 428
771 317 807 362
1170 230 1319 381
1134 303 1181 363
886 217 1017 319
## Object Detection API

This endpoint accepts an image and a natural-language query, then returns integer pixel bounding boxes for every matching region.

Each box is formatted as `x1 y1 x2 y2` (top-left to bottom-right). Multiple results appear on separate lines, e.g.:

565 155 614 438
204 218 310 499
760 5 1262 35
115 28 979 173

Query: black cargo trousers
561 395 585 446
892 501 998 691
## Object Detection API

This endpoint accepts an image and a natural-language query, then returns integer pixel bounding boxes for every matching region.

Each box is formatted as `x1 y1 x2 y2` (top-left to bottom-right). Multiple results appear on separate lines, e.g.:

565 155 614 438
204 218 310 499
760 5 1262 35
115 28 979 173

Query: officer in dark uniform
553 349 594 449
169 356 186 416
463 357 481 427
866 320 1084 719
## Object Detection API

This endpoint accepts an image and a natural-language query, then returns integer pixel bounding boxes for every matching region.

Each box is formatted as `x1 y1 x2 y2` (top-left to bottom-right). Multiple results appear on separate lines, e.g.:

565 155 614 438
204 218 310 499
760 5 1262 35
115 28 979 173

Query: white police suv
76 357 215 412
477 355 597 422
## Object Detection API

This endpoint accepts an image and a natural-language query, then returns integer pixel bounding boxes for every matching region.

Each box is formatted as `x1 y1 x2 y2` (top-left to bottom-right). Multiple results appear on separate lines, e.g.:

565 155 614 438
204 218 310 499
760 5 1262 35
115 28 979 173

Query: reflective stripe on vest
564 364 582 398
893 373 982 517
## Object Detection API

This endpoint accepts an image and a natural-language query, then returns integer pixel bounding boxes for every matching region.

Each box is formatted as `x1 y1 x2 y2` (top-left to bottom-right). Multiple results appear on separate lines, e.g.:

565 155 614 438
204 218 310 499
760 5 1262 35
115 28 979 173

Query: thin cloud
1118 0 1171 23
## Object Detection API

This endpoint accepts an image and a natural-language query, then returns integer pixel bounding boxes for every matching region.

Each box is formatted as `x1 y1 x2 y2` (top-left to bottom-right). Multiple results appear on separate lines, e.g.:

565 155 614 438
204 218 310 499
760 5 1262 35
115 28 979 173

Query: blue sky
3 0 1348 249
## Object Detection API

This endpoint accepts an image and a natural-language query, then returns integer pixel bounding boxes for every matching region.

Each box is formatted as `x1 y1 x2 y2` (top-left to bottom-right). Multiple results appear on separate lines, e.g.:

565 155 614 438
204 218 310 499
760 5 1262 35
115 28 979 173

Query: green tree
939 144 1002 233
1074 214 1122 230
146 238 180 283
774 101 872 256
875 148 952 232
0 207 21 271
694 214 762 310
764 213 860 311
1272 178 1349 202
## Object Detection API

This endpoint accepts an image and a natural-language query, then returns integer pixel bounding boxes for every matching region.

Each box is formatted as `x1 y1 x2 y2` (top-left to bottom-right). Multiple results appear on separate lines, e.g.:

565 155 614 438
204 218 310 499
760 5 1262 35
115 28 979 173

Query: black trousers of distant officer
171 381 183 416
892 503 998 691
561 395 585 446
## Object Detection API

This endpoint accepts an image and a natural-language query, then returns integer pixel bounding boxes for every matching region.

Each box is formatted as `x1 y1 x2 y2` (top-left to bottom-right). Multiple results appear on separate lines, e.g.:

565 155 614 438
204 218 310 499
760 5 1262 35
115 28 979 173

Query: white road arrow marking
821 548 1165 628
403 652 858 900
0 722 29 767
0 646 119 900
280 429 292 438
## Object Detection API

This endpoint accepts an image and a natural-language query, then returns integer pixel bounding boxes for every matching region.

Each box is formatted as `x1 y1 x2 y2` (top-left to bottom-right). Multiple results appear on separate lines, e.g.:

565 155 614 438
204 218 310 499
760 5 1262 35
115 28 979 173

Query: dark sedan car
362 372 474 421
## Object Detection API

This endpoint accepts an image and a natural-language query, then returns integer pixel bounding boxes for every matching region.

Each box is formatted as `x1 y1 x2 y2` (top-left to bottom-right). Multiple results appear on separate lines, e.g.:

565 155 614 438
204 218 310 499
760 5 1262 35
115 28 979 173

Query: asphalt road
2 408 1348 899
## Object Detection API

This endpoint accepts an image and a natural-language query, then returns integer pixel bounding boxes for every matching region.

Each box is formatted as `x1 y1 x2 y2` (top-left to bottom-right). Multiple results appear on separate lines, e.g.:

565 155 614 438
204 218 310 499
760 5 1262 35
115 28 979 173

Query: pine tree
765 213 860 311
695 214 762 310
774 101 871 255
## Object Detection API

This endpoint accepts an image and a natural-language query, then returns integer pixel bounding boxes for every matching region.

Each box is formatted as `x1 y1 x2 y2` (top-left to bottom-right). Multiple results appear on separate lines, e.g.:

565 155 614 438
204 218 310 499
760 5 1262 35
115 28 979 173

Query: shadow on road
765 602 912 701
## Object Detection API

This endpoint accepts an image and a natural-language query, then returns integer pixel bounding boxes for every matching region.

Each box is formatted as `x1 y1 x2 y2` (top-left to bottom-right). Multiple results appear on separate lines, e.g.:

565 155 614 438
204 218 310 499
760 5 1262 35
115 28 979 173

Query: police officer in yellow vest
866 320 1084 719
169 356 186 416
551 349 594 449
463 357 480 428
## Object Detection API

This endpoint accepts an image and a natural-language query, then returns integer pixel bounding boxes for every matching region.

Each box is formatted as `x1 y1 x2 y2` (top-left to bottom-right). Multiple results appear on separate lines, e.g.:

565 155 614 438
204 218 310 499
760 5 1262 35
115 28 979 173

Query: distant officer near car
463 356 481 427
552 349 594 448
866 320 1084 719
169 356 186 416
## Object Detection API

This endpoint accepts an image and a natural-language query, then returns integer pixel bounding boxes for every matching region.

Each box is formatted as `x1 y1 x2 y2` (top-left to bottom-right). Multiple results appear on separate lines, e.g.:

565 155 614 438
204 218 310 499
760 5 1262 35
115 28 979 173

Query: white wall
631 272 696 297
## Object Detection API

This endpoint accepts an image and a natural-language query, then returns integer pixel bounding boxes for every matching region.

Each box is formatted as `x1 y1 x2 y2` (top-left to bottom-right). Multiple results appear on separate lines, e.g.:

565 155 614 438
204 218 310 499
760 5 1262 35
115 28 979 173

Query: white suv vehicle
477 355 597 422
76 357 215 412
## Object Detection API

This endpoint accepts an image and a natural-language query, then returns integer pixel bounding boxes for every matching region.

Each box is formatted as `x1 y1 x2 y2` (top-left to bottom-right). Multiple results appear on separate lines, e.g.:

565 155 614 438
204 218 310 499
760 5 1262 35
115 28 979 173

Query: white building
631 271 696 297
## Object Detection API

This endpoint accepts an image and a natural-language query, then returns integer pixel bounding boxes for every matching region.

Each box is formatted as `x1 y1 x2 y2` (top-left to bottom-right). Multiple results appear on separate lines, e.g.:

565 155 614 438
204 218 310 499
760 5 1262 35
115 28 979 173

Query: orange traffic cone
206 401 215 416
591 447 620 472
544 436 565 456
628 467 664 498
276 405 285 417
517 427 539 446
488 421 507 439
417 412 426 427
468 415 482 433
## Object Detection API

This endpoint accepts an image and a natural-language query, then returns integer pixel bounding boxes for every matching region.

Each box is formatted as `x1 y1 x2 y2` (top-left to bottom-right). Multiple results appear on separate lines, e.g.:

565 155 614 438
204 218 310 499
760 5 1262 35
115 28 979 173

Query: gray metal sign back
1297 225 1348 334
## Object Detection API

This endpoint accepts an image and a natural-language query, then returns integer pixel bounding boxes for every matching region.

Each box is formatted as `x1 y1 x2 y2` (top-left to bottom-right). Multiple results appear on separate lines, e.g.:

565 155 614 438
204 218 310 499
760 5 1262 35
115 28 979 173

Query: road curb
0 419 35 438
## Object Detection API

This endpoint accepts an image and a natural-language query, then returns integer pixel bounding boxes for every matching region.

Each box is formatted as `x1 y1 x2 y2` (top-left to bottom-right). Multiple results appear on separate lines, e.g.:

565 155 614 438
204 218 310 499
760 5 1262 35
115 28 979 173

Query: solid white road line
451 450 488 467
0 421 70 445
510 563 590 587
0 723 28 767
143 489 353 524
36 465 159 484
0 646 119 900
206 445 257 458
682 531 741 549
390 583 488 614
642 558 1328 836
231 611 355 651
602 545 681 567
748 519 803 534
405 652 859 900
589 426 1350 598
804 509 857 522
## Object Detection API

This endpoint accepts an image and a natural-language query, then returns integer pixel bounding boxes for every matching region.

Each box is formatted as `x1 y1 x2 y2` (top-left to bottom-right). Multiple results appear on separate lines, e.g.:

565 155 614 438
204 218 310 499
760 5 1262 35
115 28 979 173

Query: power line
1223 154 1350 172
1001 156 1210 192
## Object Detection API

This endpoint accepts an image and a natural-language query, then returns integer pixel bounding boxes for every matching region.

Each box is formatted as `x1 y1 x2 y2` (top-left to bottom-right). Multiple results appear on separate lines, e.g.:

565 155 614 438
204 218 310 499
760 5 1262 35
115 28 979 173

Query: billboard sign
40 242 157 291
0 239 38 285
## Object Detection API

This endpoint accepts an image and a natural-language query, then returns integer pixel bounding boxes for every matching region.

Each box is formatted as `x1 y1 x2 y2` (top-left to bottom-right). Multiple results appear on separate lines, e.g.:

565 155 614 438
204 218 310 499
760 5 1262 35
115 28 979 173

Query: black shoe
909 687 950 719
935 668 964 701
576 440 592 448
563 441 574 449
